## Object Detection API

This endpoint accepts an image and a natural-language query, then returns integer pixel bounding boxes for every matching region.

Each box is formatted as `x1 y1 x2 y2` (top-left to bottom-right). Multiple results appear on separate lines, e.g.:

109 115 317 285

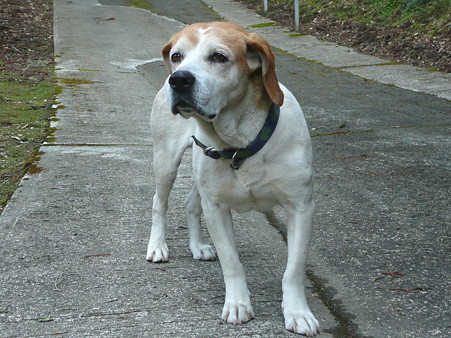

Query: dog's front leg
201 199 254 324
283 198 320 336
147 145 184 263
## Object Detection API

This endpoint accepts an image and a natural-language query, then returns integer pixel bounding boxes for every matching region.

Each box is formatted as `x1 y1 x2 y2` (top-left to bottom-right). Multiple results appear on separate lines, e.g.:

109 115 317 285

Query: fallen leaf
373 271 403 281
390 287 430 292
382 271 403 278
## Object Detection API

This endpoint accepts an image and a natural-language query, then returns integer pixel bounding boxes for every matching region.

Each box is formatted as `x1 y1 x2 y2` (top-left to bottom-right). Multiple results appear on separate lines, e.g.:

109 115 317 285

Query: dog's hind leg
282 195 320 336
184 185 216 260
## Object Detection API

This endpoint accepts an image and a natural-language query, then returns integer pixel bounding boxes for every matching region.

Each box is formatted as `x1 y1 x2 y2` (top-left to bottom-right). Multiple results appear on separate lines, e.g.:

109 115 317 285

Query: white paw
222 301 254 325
284 309 320 336
190 243 216 261
146 242 169 263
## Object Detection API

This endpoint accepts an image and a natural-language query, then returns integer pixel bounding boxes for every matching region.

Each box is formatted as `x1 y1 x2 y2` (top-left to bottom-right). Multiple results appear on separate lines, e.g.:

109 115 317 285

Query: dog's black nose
169 70 195 93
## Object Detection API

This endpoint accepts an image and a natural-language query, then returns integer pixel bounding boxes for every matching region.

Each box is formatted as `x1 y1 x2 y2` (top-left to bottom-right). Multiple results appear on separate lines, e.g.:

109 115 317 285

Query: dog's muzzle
169 70 197 115
168 70 215 120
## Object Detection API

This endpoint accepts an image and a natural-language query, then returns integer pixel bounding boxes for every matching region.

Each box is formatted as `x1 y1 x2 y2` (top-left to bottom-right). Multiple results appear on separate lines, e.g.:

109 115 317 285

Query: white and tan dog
147 22 319 336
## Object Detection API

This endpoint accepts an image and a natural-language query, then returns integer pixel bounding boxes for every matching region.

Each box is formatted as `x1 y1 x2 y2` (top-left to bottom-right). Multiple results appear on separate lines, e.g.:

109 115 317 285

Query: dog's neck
196 93 273 150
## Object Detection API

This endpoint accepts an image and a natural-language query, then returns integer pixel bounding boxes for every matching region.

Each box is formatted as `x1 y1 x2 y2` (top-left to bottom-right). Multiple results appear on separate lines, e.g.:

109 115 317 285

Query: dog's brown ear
246 33 284 106
161 39 174 74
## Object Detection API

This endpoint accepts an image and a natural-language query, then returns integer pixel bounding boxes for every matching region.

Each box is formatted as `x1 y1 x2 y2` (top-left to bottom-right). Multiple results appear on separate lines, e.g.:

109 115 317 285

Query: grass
0 69 55 212
123 0 155 11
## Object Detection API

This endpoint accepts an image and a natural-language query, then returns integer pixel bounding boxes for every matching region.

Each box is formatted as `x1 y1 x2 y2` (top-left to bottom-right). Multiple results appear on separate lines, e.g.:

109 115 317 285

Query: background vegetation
239 0 450 71
248 0 450 37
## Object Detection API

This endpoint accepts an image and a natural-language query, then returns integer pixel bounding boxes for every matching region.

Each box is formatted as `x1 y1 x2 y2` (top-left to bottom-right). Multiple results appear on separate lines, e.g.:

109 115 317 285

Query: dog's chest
216 169 279 213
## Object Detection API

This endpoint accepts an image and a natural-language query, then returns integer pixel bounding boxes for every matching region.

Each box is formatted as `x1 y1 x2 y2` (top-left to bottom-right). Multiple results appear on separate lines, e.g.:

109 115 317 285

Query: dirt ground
0 0 54 79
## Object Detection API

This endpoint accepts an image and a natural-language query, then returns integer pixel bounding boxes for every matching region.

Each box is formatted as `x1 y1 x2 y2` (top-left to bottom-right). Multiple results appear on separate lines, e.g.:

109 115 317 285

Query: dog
146 22 319 336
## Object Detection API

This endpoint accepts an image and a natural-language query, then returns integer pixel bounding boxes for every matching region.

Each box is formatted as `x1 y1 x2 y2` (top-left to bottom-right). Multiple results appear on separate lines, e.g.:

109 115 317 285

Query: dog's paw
283 309 320 336
146 242 169 263
222 301 254 325
190 243 216 261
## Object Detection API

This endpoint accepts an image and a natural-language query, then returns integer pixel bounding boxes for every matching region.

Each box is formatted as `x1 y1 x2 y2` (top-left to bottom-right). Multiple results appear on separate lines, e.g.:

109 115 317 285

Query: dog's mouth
172 99 195 115
172 98 216 121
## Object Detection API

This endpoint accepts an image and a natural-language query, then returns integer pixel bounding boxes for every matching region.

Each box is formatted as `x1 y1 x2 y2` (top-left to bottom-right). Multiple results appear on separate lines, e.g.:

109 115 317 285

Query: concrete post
295 0 299 31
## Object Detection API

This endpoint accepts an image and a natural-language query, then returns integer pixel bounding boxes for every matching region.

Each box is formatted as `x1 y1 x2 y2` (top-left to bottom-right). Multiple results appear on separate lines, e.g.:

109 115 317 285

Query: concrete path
1 0 449 337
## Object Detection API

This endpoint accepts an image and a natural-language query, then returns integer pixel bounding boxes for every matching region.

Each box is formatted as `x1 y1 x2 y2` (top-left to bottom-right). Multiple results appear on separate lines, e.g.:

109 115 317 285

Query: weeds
0 70 55 212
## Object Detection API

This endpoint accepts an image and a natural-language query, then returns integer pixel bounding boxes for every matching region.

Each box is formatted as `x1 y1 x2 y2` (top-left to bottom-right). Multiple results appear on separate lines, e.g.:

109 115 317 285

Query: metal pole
264 0 268 12
294 0 299 31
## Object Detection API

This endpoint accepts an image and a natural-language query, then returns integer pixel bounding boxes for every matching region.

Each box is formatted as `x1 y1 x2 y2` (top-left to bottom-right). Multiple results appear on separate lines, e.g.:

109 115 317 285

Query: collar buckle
204 146 216 156
230 150 241 170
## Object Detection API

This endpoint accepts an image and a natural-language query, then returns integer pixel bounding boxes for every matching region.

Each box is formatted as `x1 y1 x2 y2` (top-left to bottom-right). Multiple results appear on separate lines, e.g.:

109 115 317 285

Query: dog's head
162 22 284 120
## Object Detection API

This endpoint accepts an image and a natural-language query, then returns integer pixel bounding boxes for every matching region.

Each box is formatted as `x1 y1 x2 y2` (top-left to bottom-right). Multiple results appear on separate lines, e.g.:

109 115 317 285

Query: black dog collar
192 104 280 170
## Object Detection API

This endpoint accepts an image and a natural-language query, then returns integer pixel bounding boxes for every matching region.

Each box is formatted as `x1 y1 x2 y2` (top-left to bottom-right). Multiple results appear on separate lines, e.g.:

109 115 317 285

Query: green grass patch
124 0 155 11
57 78 98 85
0 71 55 213
251 22 277 28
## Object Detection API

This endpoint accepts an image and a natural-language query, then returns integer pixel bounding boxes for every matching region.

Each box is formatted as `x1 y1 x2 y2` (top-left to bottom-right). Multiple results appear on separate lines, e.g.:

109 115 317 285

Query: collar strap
192 103 280 170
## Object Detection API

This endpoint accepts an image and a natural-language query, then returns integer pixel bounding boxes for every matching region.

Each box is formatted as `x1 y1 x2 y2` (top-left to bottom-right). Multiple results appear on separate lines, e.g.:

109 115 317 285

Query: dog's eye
171 52 182 63
209 52 228 63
